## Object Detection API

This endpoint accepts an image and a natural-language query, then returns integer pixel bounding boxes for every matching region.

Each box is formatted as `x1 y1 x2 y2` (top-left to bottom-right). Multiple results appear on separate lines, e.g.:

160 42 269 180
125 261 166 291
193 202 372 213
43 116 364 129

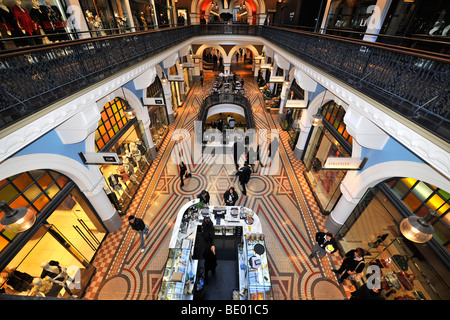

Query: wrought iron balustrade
198 93 255 131
0 27 194 130
0 24 448 144
261 27 450 143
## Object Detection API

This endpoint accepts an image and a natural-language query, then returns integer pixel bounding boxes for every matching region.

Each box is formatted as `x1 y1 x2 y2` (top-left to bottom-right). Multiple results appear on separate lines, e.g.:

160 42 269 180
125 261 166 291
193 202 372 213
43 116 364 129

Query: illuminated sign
285 99 307 108
322 157 367 170
79 152 121 165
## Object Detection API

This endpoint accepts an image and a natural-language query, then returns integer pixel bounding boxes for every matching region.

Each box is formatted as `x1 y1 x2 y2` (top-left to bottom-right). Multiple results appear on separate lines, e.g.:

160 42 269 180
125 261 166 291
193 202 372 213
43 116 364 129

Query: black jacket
343 250 366 272
198 192 210 204
224 189 238 205
179 162 187 176
315 232 338 254
130 217 146 232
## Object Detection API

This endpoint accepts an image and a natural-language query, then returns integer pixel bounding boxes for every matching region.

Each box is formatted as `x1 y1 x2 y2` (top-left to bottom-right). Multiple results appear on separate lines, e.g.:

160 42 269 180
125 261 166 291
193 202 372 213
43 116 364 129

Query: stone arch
0 153 101 193
343 160 450 201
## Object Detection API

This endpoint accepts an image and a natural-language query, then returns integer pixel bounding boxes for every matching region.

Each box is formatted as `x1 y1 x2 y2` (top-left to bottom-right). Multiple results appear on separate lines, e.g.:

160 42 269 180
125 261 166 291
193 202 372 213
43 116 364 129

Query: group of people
309 230 382 300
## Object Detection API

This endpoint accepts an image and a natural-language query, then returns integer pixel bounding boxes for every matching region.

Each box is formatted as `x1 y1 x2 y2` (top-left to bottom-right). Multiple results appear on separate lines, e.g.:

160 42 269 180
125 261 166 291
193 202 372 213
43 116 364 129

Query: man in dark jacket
236 162 251 196
309 231 338 259
179 161 187 187
198 190 210 205
223 187 239 206
128 215 149 252
333 248 366 284
350 283 383 300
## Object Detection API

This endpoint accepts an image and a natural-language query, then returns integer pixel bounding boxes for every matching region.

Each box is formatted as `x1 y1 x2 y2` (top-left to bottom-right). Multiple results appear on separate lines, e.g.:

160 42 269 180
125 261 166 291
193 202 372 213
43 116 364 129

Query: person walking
179 161 188 188
237 162 251 196
128 215 149 252
309 231 338 259
223 187 238 206
333 248 366 284
200 72 204 87
349 283 383 300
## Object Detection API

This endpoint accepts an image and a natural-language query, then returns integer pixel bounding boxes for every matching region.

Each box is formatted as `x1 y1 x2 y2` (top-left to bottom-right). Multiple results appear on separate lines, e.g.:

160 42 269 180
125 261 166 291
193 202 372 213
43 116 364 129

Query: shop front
129 0 154 31
0 169 107 298
95 97 152 215
0 0 71 50
303 101 352 214
336 178 450 300
145 77 169 150
78 0 130 35
282 79 305 150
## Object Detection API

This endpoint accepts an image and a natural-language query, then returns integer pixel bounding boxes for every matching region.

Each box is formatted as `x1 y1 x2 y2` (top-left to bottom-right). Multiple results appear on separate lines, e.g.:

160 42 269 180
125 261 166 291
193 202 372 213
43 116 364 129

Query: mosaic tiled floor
83 61 355 300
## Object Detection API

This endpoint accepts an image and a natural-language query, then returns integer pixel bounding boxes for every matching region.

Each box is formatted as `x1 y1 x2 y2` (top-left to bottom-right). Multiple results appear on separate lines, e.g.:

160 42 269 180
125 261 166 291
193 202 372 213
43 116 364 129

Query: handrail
0 24 448 143
199 93 255 131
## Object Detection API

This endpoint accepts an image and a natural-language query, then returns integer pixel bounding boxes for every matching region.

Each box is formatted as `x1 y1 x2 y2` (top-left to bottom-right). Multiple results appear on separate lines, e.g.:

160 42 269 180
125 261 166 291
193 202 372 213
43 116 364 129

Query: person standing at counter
203 243 217 285
198 190 210 205
202 215 215 244
128 215 150 252
309 231 337 259
223 187 238 206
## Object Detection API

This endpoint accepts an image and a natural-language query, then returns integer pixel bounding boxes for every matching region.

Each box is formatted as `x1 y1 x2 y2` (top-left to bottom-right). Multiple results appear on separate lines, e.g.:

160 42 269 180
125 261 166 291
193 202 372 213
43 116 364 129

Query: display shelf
244 239 272 300
158 240 195 300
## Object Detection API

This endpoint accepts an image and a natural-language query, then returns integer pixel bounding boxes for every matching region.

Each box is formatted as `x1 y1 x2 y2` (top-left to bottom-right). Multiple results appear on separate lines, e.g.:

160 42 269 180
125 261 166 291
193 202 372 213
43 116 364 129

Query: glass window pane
23 184 42 202
37 173 53 189
403 192 422 212
11 173 33 191
33 194 50 211
401 177 417 188
412 181 433 202
392 180 409 198
9 195 30 209
46 183 60 199
0 184 18 203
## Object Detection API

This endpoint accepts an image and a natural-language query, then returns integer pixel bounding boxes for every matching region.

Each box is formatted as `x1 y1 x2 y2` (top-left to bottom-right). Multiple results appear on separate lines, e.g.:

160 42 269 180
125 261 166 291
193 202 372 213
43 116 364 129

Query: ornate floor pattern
83 61 354 300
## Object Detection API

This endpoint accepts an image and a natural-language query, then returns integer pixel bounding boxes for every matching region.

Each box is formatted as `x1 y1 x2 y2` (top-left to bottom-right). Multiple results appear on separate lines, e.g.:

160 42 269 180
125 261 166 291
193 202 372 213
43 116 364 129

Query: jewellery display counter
158 199 272 300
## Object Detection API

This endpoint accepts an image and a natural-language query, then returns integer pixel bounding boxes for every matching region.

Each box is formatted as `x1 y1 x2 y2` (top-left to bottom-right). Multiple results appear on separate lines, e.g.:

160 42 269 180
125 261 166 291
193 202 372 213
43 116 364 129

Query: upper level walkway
1 24 448 146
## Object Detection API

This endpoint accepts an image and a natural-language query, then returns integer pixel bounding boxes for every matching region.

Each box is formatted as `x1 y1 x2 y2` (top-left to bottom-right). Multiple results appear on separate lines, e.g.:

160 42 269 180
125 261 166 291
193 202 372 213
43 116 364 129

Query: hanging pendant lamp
400 210 437 243
0 201 36 233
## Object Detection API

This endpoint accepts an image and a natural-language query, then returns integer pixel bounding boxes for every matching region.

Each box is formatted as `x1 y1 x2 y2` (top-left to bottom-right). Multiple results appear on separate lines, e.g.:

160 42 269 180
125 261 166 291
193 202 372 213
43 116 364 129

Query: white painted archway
0 153 122 232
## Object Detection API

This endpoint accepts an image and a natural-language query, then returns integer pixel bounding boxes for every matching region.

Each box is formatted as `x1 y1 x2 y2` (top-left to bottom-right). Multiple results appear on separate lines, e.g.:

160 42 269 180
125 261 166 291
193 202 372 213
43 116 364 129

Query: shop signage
182 63 194 68
260 64 272 69
78 152 121 165
322 157 367 170
168 75 184 81
286 99 307 108
143 97 164 106
269 76 284 83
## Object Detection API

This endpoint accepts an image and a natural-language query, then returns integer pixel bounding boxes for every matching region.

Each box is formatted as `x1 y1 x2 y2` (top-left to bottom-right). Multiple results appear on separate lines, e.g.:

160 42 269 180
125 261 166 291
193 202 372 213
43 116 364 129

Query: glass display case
158 240 195 300
243 236 272 300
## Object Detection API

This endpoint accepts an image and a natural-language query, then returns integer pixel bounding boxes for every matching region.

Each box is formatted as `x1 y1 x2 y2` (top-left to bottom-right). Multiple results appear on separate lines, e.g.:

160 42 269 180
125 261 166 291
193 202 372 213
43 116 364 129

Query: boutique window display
337 186 450 300
0 0 69 49
282 80 305 150
325 0 377 35
146 78 169 150
79 0 129 35
303 101 352 214
95 97 152 214
129 0 154 31
0 170 106 298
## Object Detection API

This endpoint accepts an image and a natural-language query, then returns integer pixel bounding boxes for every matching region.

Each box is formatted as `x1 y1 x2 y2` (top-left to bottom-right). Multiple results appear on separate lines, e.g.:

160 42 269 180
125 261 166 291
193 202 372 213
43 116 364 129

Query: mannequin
135 139 150 165
126 150 143 174
0 0 27 47
11 0 41 44
121 156 139 184
108 172 131 198
29 0 50 39
40 0 68 41
40 261 77 298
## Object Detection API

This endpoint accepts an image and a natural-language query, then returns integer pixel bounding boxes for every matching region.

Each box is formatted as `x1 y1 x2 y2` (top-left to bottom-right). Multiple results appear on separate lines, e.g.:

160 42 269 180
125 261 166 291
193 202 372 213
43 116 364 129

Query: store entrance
2 224 95 298
0 188 105 298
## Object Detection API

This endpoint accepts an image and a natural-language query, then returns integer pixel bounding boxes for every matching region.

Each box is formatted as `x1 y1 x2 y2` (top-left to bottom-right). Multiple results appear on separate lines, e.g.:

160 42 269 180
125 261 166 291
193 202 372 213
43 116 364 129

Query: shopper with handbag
179 161 191 188
309 231 337 259
332 248 366 284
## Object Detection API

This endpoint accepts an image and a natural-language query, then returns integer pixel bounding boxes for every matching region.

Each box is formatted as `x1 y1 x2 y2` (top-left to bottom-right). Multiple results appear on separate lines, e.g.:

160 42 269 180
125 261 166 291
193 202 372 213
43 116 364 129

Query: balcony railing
0 24 448 144
198 92 255 131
